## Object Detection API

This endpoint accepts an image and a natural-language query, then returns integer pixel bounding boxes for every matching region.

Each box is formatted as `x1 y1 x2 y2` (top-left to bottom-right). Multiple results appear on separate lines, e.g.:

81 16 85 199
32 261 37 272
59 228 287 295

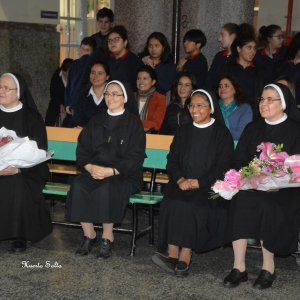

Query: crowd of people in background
1 5 300 290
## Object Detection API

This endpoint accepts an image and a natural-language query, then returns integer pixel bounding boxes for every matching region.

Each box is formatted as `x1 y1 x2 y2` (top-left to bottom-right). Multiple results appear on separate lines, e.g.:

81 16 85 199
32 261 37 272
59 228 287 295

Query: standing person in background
176 29 208 88
274 33 300 107
107 26 144 93
217 35 265 112
64 37 96 126
160 72 197 135
90 7 114 49
255 25 287 84
71 61 110 128
139 32 176 96
45 58 73 126
206 23 239 89
134 65 166 132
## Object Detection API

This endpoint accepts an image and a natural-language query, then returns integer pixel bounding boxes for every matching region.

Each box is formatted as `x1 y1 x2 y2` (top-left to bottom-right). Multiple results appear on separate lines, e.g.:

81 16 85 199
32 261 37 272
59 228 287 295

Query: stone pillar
114 0 255 66
114 0 173 55
0 22 59 118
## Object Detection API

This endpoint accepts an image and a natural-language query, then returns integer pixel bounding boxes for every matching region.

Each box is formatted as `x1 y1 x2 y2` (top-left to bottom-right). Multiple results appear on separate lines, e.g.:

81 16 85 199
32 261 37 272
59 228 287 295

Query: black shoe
75 234 100 257
253 270 276 289
96 238 114 259
11 239 27 253
223 269 248 288
151 252 178 273
175 261 190 277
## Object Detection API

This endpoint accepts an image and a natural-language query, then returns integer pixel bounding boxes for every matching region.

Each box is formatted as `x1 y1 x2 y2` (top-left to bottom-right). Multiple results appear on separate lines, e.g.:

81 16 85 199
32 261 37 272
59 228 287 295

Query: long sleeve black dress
158 120 234 253
65 109 146 223
224 117 300 255
0 104 52 242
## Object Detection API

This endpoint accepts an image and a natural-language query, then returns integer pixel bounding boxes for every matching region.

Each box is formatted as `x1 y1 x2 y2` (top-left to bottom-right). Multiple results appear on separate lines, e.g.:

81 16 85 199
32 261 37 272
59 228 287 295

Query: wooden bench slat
48 163 80 175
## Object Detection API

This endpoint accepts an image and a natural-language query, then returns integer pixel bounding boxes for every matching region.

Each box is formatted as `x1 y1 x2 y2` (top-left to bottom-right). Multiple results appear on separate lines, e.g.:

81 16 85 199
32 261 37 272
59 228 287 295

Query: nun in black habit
65 80 145 259
223 83 300 289
152 89 234 277
0 73 52 252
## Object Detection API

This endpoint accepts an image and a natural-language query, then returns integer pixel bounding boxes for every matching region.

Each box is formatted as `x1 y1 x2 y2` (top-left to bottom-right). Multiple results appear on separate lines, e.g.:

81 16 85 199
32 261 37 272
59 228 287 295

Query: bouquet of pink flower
211 142 300 200
0 127 53 171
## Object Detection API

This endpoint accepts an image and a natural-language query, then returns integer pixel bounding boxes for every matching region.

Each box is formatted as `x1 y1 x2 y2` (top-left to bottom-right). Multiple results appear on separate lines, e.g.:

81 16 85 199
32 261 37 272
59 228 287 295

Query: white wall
0 0 59 24
258 0 300 32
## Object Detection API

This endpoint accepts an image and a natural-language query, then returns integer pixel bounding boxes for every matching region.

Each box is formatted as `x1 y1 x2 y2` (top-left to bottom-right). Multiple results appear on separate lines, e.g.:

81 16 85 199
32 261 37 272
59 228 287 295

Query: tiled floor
1 201 300 300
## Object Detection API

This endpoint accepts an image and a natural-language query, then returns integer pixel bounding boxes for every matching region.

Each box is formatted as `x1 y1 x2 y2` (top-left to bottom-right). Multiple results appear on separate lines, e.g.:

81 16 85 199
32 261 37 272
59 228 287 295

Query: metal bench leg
149 204 154 245
130 203 138 256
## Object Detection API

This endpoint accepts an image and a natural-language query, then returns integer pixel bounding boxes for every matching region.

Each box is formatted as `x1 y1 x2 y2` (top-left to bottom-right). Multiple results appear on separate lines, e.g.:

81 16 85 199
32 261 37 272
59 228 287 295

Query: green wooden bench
44 127 172 256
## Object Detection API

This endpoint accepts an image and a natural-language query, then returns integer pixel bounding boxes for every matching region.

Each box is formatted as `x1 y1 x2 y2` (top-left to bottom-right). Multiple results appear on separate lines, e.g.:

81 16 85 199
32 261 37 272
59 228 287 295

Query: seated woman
160 72 197 135
134 65 166 132
223 83 300 289
152 89 234 277
45 58 73 126
71 61 110 128
0 73 52 252
217 75 253 140
139 32 176 96
65 80 145 259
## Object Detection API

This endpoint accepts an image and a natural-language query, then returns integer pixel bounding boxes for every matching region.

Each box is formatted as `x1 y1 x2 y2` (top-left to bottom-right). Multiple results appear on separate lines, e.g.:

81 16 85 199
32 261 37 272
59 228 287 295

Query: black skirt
157 181 228 253
65 173 137 224
0 173 53 243
224 189 300 255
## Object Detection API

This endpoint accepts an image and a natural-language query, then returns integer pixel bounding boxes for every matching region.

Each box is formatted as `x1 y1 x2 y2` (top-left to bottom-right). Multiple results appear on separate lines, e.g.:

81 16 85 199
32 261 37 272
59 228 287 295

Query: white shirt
88 86 104 106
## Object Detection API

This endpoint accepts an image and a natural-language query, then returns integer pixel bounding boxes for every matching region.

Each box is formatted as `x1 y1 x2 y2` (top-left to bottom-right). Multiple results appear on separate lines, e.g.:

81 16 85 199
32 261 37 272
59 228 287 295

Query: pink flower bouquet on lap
0 127 53 171
211 142 300 200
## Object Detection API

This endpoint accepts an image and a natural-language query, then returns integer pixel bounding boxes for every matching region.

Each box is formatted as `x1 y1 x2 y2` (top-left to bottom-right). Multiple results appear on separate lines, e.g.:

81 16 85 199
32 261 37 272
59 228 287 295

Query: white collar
59 70 67 87
193 118 215 128
107 109 125 116
265 113 287 125
0 102 23 112
88 86 104 105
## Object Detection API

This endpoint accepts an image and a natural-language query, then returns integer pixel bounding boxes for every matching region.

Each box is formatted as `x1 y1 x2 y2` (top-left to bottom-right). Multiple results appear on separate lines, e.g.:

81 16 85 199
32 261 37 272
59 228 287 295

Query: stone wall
0 22 59 118
114 0 255 66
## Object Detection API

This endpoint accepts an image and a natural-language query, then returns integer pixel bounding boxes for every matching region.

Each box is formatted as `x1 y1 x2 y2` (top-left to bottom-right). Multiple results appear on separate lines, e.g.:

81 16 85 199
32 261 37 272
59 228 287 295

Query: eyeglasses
258 97 281 104
107 37 122 44
0 86 17 92
187 104 210 109
104 92 124 98
270 35 284 39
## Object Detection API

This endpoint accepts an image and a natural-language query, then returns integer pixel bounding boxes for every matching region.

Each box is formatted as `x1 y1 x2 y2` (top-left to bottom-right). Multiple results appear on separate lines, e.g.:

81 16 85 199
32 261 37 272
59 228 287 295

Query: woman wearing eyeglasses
217 76 252 140
255 25 287 84
0 73 52 253
223 83 300 289
152 89 233 277
160 72 197 135
65 80 145 259
106 26 143 92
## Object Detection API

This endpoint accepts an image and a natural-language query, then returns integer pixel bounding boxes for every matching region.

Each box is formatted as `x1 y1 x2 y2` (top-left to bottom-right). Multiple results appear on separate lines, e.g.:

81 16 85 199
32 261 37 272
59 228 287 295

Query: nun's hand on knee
178 179 193 191
0 166 19 176
188 179 199 189
85 164 105 180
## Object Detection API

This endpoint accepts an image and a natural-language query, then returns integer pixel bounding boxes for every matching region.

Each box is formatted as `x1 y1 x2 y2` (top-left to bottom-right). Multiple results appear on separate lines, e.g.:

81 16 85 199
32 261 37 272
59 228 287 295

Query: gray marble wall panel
0 27 59 118
115 0 254 66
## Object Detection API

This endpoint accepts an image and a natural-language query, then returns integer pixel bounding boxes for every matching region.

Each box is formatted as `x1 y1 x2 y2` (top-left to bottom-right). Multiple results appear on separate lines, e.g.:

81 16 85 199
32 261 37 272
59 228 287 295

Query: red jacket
134 91 166 131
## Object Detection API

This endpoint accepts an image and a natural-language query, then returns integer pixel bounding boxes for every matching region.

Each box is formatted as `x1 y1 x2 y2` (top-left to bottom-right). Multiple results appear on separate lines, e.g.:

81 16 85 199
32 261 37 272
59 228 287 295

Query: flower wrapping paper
0 127 53 171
